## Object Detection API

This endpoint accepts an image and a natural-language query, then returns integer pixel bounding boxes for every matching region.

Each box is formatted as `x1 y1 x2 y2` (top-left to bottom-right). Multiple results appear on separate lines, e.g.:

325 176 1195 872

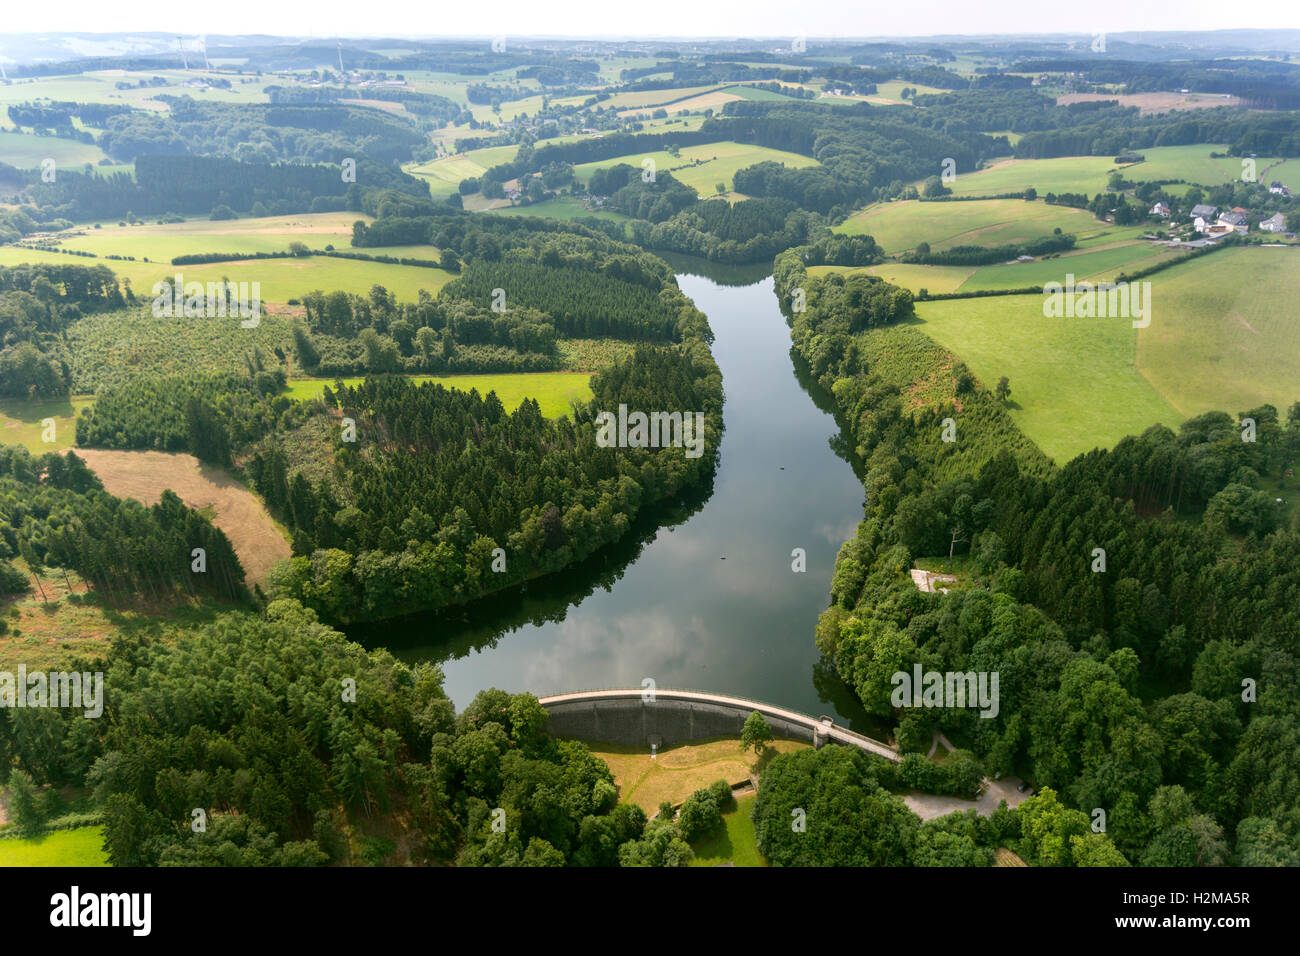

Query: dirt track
74 448 291 587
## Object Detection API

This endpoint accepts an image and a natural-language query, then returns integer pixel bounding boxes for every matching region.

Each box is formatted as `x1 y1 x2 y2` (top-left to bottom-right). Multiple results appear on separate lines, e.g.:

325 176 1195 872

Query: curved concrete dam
539 688 900 762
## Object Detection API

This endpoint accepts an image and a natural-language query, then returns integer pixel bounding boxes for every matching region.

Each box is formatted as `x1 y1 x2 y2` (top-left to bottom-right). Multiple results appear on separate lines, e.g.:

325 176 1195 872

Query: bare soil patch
1057 92 1242 115
75 449 291 586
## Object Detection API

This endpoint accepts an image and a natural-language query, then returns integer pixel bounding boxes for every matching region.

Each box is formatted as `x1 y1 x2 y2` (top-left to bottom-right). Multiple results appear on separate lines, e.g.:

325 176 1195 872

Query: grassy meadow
915 294 1182 464
487 196 629 223
836 198 1111 254
283 371 595 419
0 246 453 304
1135 246 1300 419
913 247 1300 461
0 130 109 168
0 395 92 452
949 145 1296 198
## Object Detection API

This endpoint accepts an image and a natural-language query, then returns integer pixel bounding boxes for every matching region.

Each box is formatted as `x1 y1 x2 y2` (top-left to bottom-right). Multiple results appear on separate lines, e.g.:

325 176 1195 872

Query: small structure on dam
538 688 900 762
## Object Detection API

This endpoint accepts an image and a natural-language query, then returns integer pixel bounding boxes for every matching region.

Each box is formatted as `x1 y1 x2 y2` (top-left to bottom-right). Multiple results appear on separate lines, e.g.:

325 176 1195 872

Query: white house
1191 204 1219 233
1150 201 1171 218
1261 212 1287 233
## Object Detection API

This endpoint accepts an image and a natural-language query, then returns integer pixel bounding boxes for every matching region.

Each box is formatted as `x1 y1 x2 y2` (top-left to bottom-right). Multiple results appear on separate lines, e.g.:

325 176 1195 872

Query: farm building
1261 212 1288 233
1217 211 1249 234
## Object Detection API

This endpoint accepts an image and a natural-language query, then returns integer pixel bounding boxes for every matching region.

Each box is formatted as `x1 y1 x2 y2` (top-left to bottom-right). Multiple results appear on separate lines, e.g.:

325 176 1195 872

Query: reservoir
352 266 876 729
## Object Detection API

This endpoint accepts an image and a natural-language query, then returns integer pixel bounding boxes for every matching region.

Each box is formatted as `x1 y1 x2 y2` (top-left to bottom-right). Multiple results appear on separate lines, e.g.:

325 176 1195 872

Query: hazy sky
5 0 1296 40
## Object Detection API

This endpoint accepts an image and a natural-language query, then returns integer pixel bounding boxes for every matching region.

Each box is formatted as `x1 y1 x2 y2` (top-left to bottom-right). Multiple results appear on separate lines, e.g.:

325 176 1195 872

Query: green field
0 827 109 866
951 155 1125 197
1136 246 1300 418
915 294 1182 464
959 242 1186 292
47 212 401 259
487 196 629 223
0 247 452 304
1120 145 1300 193
812 239 1185 296
950 146 1296 198
283 371 595 418
0 70 274 115
836 198 1111 254
719 84 798 102
689 793 767 867
0 130 109 168
808 262 973 295
914 247 1300 461
573 140 818 196
405 144 523 195
0 395 92 452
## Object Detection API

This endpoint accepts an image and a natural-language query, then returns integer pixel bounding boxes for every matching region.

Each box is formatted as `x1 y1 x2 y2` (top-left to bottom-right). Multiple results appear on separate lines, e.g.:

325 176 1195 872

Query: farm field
74 448 292 587
1117 144 1298 191
0 247 453 304
48 211 383 259
586 737 808 816
404 144 523 195
0 70 272 114
688 793 768 867
583 84 721 111
618 89 741 117
487 196 629 223
915 293 1182 463
808 262 974 294
0 130 109 168
1135 246 1300 418
835 198 1109 254
1057 92 1242 115
916 247 1300 463
283 371 595 419
572 141 818 195
810 240 1184 295
951 155 1125 197
0 827 109 867
951 146 1296 198
959 242 1186 291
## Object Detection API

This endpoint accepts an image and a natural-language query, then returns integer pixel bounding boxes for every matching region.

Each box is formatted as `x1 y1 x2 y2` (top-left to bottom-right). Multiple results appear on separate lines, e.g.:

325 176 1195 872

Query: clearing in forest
75 449 291 587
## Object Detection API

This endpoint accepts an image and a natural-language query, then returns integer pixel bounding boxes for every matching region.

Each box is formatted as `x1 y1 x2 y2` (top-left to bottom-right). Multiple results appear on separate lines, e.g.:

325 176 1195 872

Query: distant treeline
1014 57 1300 109
13 154 426 223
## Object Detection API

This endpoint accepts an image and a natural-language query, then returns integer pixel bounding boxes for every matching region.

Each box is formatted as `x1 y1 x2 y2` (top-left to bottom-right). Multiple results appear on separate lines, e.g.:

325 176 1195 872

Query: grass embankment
586 736 808 815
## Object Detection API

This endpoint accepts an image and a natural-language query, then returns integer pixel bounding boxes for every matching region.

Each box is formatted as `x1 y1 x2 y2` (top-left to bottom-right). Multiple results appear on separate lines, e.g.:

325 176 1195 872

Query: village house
1150 201 1171 218
1191 204 1218 233
1269 181 1292 197
1217 211 1249 234
1260 212 1288 233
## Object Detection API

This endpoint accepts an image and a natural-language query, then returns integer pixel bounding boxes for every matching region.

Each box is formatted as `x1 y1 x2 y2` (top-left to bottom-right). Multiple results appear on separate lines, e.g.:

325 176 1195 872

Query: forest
71 222 723 623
